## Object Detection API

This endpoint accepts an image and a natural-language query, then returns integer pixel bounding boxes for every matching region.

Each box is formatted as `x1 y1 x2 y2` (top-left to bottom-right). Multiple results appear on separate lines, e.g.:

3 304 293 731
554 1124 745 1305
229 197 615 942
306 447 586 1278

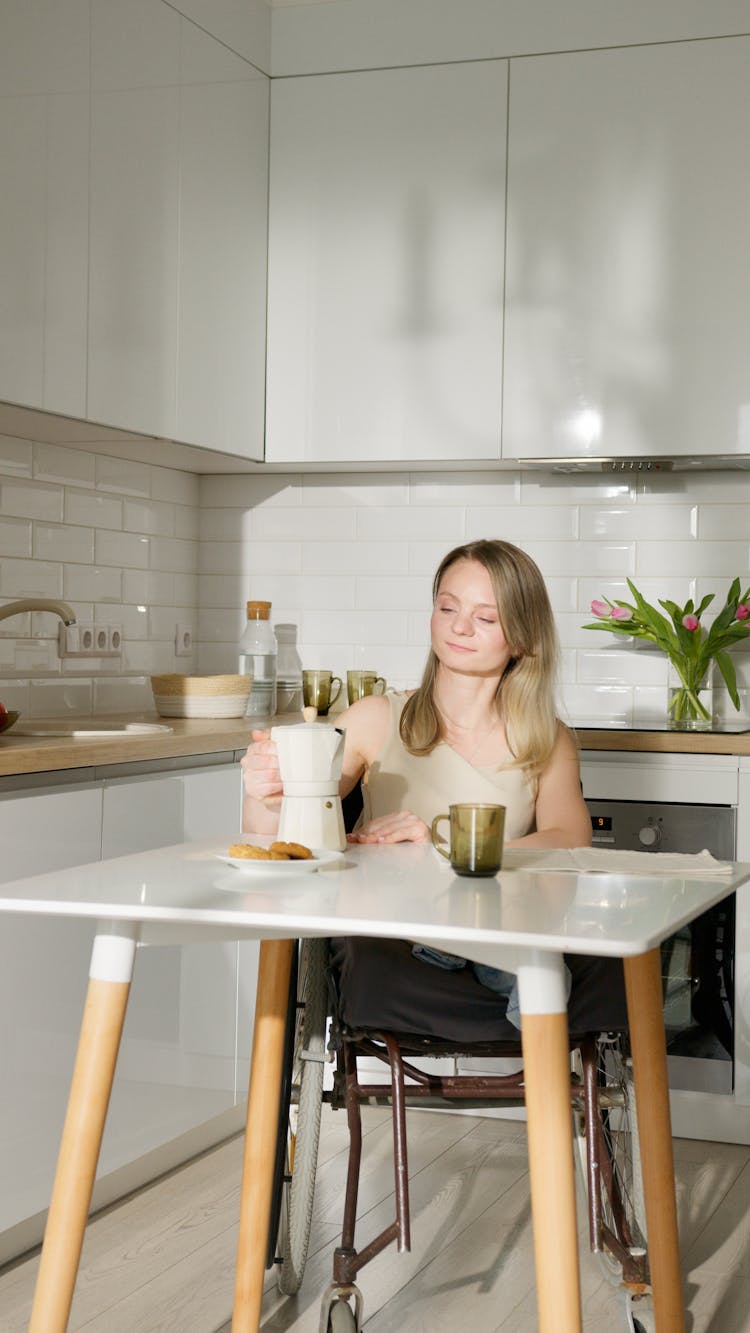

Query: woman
242 538 590 851
240 541 620 1038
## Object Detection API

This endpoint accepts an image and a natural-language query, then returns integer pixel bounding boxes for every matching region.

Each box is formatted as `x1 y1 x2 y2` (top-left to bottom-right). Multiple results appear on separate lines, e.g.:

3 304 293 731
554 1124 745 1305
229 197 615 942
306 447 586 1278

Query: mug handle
431 813 450 859
329 676 342 707
373 676 387 695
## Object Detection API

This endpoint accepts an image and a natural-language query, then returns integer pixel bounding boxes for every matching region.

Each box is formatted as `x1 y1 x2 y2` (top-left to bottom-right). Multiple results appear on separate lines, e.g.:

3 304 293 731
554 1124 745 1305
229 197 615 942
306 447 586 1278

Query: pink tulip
736 603 750 621
591 600 609 618
610 605 632 621
682 614 700 631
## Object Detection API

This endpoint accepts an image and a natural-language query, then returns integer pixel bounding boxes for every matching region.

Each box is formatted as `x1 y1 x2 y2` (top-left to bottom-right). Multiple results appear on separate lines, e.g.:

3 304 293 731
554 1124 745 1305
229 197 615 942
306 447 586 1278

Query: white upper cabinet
266 61 508 463
503 38 750 462
175 24 269 458
88 0 182 439
0 0 89 419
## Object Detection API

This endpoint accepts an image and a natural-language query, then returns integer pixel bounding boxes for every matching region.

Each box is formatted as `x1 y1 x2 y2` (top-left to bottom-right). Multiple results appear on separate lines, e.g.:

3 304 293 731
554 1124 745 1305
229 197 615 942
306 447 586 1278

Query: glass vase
666 665 714 731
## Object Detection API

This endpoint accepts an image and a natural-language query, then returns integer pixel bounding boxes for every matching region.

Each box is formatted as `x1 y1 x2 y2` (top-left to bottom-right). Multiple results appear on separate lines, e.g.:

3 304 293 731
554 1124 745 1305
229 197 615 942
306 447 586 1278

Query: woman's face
430 559 513 678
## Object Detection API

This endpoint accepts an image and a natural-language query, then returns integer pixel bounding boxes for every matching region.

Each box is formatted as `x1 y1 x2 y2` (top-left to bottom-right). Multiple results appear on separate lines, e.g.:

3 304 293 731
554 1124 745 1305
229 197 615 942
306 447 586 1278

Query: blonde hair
399 539 560 776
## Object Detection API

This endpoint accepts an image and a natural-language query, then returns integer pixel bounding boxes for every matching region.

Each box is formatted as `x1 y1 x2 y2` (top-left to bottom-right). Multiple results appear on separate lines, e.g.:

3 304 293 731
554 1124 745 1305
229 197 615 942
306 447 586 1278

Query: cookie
269 840 314 860
229 843 272 860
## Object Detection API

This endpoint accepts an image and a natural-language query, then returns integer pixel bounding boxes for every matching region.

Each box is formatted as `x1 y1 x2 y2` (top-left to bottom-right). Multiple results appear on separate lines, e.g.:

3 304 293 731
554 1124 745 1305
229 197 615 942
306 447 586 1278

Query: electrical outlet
175 623 193 657
58 623 123 658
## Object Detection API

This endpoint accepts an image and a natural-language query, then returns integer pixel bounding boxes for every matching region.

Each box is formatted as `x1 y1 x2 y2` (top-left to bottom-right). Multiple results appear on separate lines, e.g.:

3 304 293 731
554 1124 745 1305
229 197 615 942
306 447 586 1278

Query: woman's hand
348 810 431 844
240 729 283 802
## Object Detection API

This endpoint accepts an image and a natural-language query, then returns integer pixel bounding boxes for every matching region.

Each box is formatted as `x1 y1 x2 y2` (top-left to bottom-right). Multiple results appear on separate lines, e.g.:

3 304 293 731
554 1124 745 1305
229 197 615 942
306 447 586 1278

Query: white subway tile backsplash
357 506 463 542
64 488 123 529
0 478 63 522
0 516 32 558
173 572 198 607
297 610 410 646
123 569 175 606
95 456 151 497
411 470 520 506
34 442 95 487
64 565 122 603
637 541 750 577
579 505 697 540
149 536 197 573
578 648 668 687
0 435 33 477
200 473 300 509
355 576 430 611
123 498 176 536
302 474 409 507
151 466 199 506
466 504 578 542
34 522 94 564
95 529 150 569
94 675 153 713
199 506 252 541
521 475 636 505
2 559 62 598
4 451 750 720
303 541 409 576
174 505 199 540
29 678 93 716
698 505 750 540
254 506 357 541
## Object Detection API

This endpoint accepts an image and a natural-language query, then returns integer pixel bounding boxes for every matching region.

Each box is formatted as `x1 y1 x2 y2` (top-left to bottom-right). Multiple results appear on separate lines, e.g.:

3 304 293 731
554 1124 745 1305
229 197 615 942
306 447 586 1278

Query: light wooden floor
2 1105 750 1332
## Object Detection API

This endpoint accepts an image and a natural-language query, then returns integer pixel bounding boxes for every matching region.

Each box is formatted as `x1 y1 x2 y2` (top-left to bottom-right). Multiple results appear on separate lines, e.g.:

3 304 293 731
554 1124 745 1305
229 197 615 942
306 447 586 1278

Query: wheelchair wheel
328 1300 358 1332
574 1033 648 1287
276 936 329 1295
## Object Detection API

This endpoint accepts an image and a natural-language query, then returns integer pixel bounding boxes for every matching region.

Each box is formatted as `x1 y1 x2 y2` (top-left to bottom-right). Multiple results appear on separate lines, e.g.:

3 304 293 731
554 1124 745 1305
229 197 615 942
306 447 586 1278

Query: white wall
270 0 750 76
0 436 199 717
198 466 750 728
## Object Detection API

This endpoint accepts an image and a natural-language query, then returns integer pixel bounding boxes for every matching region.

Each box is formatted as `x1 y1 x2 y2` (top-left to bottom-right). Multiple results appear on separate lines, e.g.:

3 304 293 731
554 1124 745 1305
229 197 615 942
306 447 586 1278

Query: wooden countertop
573 727 750 756
0 714 261 777
2 713 750 779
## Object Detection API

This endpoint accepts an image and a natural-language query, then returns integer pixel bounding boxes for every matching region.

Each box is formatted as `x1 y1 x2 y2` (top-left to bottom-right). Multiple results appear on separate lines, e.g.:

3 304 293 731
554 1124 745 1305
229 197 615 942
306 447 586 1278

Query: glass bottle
239 600 277 718
274 623 303 714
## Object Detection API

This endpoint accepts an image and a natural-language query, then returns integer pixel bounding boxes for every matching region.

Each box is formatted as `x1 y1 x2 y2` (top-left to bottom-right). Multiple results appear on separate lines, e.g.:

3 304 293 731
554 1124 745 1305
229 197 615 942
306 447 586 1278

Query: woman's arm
506 724 591 850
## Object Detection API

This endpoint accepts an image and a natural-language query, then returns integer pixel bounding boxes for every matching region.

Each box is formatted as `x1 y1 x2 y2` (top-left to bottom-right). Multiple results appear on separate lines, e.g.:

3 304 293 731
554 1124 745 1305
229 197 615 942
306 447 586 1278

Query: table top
1 840 748 959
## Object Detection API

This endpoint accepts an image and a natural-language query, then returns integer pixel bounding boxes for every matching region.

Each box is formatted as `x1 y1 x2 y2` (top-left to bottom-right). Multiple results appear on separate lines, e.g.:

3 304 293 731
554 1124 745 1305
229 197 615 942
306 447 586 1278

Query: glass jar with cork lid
239 600 277 718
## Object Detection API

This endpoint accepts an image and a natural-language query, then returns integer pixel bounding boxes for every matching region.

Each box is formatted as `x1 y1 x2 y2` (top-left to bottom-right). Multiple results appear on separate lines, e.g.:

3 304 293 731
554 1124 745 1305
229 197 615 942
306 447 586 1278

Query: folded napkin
501 846 733 876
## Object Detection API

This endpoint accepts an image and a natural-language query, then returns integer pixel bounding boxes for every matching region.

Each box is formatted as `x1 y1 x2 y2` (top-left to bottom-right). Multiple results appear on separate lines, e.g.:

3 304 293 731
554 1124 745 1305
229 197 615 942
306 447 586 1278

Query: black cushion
330 936 628 1044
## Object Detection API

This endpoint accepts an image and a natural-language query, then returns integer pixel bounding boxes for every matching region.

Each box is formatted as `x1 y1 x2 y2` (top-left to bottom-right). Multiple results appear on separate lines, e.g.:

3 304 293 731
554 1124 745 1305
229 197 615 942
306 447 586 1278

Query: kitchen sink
13 722 173 738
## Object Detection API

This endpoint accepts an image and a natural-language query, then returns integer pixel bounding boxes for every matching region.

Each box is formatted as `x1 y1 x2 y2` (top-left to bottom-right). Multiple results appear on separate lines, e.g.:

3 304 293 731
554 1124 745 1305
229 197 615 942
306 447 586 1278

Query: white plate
215 848 342 876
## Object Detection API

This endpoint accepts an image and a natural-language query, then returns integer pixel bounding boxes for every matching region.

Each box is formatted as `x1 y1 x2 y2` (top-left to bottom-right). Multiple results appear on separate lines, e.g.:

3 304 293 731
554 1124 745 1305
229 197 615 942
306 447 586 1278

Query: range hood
518 456 750 473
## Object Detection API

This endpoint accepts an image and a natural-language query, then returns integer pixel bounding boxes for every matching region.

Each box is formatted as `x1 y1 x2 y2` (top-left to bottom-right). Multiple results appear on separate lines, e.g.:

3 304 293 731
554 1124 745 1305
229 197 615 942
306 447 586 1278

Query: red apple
0 703 7 719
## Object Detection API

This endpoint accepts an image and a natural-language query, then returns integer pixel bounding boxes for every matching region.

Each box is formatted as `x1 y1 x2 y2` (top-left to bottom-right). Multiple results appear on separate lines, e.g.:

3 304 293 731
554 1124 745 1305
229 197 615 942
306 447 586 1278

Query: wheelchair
265 932 653 1333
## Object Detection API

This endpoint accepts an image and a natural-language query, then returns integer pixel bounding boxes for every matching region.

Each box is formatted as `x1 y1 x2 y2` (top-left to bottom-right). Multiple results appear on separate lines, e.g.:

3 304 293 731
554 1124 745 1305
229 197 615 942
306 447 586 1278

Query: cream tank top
360 692 536 841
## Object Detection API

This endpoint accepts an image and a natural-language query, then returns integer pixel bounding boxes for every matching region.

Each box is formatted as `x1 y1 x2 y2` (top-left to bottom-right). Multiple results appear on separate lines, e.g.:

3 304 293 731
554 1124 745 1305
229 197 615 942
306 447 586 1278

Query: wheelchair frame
267 939 653 1333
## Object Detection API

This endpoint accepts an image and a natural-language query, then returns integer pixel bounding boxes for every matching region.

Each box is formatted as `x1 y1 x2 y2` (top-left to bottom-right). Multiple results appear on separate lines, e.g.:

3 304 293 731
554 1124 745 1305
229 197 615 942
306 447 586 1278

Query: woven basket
150 674 252 718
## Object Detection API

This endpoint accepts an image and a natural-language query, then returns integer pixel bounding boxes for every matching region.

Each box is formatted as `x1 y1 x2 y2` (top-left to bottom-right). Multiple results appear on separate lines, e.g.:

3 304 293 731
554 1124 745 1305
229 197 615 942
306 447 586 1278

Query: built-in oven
585 798 736 1097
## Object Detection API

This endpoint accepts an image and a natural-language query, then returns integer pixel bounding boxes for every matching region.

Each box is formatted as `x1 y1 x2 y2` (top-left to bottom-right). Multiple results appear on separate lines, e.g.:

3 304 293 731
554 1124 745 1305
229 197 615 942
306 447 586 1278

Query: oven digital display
591 815 613 832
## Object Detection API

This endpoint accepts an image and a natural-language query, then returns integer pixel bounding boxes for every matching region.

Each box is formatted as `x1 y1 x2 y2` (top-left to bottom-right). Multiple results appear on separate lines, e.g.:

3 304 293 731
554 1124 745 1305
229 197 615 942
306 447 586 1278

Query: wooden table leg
518 952 582 1333
624 949 686 1333
233 937 295 1333
29 926 137 1333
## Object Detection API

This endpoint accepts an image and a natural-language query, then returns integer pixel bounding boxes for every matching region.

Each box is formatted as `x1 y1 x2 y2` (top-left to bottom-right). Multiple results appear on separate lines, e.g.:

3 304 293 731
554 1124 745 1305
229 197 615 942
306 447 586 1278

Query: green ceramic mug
431 803 506 877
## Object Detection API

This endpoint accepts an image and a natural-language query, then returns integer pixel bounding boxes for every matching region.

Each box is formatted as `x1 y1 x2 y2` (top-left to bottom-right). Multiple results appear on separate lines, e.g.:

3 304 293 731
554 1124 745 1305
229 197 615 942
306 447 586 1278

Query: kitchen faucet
0 598 77 626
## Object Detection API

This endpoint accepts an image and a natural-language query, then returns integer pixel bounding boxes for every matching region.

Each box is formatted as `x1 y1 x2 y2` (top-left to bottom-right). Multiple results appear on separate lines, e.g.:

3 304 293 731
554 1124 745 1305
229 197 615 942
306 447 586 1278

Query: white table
2 839 747 1333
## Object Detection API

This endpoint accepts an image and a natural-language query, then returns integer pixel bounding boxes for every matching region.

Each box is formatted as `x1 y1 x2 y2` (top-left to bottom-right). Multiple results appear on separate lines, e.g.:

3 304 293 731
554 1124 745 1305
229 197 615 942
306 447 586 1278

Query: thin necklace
438 702 500 764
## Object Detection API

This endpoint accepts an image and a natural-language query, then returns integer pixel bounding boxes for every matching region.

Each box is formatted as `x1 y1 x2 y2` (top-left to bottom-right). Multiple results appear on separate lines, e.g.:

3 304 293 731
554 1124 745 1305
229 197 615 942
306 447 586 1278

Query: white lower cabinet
0 758 252 1264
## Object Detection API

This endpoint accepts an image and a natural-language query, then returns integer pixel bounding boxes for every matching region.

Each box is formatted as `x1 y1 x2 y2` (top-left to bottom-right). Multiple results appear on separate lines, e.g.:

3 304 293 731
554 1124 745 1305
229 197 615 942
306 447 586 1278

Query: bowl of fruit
0 705 20 734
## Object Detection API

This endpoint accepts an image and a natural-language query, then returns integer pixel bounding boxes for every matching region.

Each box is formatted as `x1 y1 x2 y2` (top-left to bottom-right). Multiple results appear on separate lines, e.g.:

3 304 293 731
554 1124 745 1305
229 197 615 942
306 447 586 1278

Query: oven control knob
638 823 661 848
